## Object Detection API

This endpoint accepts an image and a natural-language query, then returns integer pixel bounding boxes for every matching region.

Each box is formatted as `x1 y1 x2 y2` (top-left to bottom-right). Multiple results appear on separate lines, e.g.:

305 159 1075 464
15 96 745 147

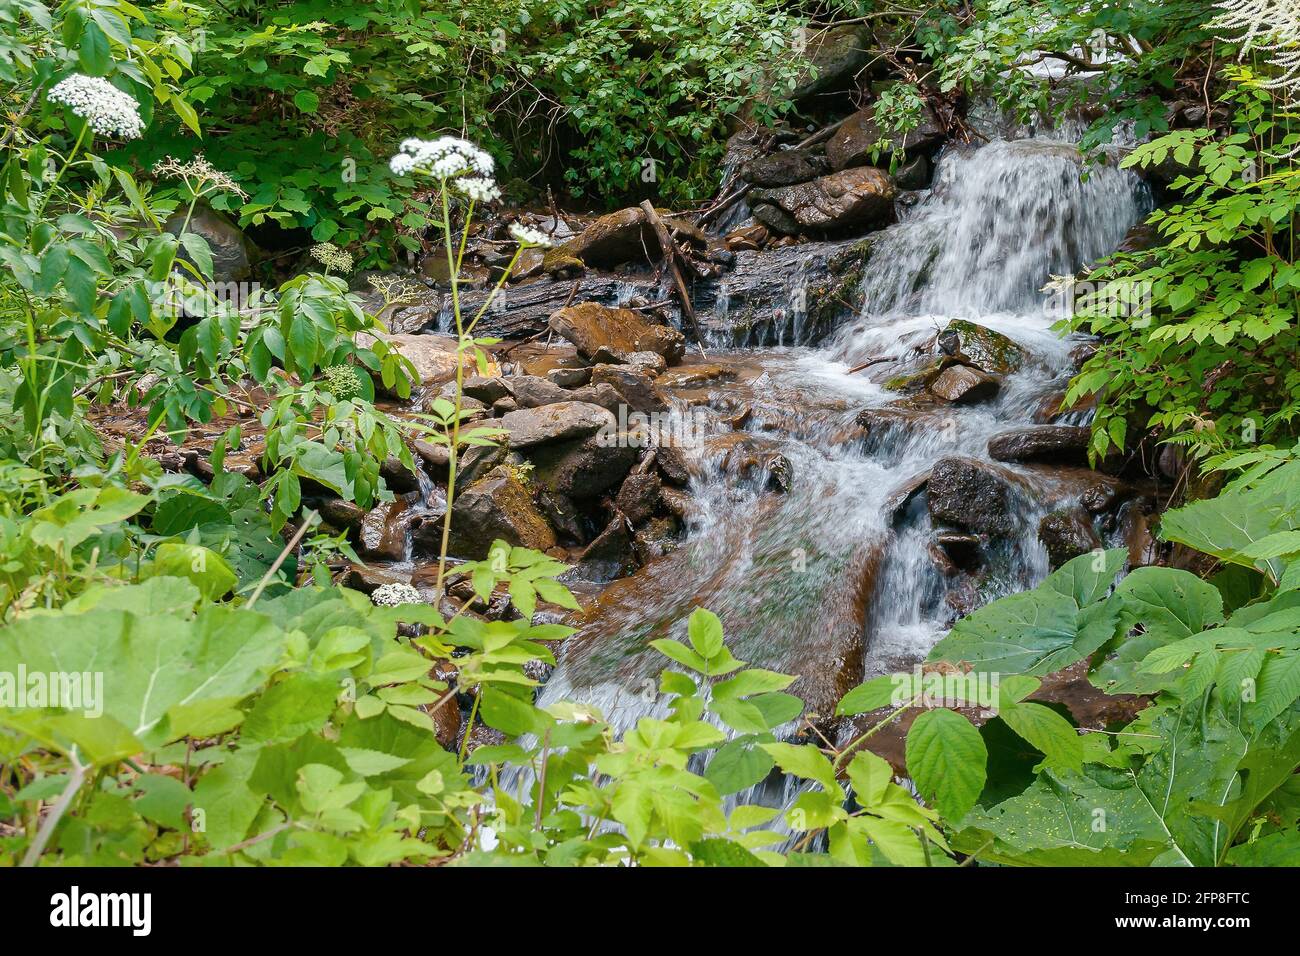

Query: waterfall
512 130 1150 819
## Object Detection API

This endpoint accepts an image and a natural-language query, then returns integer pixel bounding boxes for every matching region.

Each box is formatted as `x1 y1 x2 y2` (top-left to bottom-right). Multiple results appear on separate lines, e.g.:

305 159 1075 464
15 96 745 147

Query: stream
532 130 1151 741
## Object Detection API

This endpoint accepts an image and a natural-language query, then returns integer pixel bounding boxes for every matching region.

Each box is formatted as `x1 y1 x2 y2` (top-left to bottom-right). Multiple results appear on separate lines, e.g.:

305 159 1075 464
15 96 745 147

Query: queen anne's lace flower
389 137 501 201
310 242 354 273
153 154 249 199
457 176 502 203
47 74 145 140
508 223 554 248
371 582 423 607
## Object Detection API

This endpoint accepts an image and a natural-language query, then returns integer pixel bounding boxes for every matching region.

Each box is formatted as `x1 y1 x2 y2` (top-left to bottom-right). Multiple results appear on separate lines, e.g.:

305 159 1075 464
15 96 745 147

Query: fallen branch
640 201 707 356
846 355 896 374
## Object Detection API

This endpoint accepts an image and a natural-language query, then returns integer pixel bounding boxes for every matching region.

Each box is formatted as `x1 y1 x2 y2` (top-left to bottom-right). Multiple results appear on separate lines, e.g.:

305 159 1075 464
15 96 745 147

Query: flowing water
520 133 1151 805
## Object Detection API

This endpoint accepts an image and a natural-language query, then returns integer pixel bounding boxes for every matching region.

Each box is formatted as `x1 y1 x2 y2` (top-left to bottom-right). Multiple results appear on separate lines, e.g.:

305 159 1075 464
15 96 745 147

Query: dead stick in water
846 355 896 374
640 201 708 357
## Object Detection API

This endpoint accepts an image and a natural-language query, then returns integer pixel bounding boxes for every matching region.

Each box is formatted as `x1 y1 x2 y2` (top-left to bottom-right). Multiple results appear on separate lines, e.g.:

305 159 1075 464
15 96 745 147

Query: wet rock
318 498 366 532
939 319 1025 374
882 356 949 394
536 489 586 544
927 457 1017 535
741 148 830 187
654 444 691 486
894 155 930 190
1117 501 1160 567
549 302 686 365
750 167 896 234
988 425 1091 465
456 442 514 487
1081 476 1128 514
634 516 680 559
422 273 662 340
657 364 737 389
723 223 770 251
929 364 1000 404
165 204 252 282
590 364 668 414
359 501 414 562
432 697 460 750
658 485 693 519
790 24 872 100
547 366 591 388
446 466 556 559
1157 444 1186 480
499 401 615 448
825 107 944 172
883 469 931 523
528 433 642 500
380 455 422 494
577 518 638 581
615 471 663 524
751 202 801 236
935 532 983 570
1037 509 1101 568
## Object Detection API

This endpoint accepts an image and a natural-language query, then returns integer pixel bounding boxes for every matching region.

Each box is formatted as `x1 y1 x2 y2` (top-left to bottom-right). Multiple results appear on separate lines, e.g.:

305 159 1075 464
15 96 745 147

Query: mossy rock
942 319 1025 374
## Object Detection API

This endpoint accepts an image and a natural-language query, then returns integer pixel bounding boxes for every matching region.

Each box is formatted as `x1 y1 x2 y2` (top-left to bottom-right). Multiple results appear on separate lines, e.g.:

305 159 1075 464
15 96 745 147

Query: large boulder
552 207 653 267
528 433 642 500
750 167 896 234
790 24 873 101
499 401 614 448
927 457 1019 536
825 107 945 172
988 425 1091 465
929 364 999 404
548 302 686 365
741 148 830 187
165 204 253 282
446 467 556 559
358 501 414 562
938 320 1025 374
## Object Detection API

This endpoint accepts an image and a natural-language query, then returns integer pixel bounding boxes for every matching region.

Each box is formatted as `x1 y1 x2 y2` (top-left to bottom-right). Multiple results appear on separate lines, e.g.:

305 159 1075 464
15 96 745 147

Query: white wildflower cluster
310 242 354 273
47 74 145 140
508 223 555 248
1211 1 1300 116
370 582 423 607
389 137 502 202
153 154 249 199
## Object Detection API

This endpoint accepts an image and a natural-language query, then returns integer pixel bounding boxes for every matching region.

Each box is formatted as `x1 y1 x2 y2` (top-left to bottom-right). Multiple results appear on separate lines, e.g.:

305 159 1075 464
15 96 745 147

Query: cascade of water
511 131 1150 821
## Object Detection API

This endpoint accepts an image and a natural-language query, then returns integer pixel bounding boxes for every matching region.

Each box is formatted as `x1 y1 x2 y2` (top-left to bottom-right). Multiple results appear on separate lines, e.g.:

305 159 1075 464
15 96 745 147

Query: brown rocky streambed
120 108 1182 779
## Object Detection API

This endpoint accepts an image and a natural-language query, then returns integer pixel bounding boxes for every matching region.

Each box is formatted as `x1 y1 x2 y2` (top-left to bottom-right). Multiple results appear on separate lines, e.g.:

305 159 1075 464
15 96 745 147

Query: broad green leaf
905 709 987 820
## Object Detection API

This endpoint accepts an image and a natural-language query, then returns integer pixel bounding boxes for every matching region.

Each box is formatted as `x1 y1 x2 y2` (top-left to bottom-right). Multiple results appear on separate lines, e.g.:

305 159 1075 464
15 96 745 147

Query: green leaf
998 701 1084 771
705 737 774 795
687 608 724 658
905 709 987 820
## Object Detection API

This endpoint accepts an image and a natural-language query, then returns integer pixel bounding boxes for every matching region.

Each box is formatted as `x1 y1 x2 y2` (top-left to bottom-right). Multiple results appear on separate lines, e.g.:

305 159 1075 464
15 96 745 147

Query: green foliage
1066 83 1300 463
